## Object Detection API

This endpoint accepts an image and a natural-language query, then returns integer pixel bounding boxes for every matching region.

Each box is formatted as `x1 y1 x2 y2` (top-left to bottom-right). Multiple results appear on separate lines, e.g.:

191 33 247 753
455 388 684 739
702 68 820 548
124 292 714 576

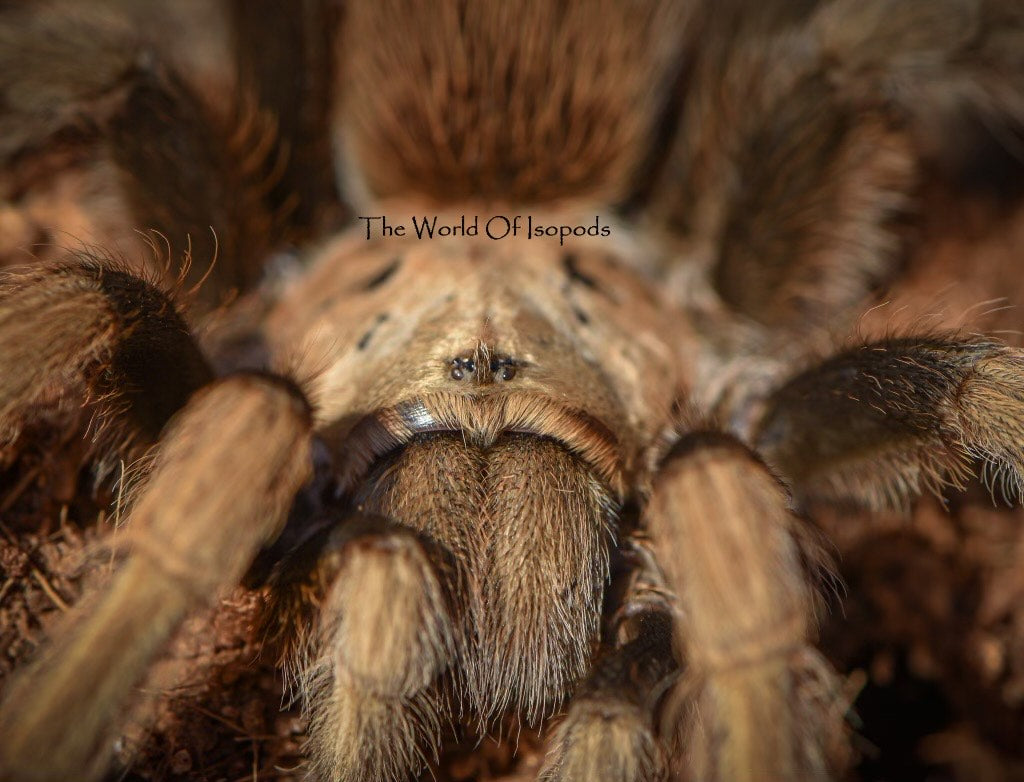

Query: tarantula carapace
1 1 1024 780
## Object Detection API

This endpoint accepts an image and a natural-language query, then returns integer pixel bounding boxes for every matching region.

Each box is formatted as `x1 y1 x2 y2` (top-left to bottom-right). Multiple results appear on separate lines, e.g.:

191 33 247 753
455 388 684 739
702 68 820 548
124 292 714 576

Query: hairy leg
539 539 678 782
0 262 315 781
0 373 314 781
655 0 1024 332
755 337 1024 509
270 432 490 782
0 260 212 451
229 0 343 237
295 524 456 782
650 0 1024 434
0 5 285 297
646 432 844 782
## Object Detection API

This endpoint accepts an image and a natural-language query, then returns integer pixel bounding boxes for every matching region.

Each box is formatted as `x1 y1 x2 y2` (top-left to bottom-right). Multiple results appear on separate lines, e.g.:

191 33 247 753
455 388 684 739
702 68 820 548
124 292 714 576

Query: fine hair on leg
0 373 313 781
646 431 841 782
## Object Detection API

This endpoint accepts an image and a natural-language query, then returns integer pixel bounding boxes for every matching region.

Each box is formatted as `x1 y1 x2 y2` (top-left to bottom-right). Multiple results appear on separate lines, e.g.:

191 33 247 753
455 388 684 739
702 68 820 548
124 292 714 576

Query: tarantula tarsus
1 1 1024 780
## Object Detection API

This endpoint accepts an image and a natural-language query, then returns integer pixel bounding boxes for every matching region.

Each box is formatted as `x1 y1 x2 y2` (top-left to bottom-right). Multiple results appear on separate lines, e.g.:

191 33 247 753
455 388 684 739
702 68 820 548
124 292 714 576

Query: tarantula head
266 210 683 720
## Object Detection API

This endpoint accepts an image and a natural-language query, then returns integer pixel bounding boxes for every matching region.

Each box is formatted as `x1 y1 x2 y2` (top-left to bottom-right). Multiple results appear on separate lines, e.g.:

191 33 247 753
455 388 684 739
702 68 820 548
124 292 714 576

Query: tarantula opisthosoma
2 0 1024 780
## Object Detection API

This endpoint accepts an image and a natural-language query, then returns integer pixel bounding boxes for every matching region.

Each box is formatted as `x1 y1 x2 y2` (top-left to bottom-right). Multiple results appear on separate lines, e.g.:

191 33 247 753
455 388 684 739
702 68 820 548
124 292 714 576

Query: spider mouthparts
335 392 623 496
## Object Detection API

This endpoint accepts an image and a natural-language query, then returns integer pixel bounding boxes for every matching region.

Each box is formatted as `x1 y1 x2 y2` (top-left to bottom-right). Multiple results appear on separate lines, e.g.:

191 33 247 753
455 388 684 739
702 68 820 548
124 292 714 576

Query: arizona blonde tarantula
1 0 1024 780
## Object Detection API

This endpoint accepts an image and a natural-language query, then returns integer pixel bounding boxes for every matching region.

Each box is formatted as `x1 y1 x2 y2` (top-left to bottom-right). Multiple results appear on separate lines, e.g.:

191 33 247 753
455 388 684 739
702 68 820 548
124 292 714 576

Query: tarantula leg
538 617 674 782
539 539 678 782
229 0 342 235
646 432 840 782
0 5 282 294
755 337 1024 509
307 671 443 782
0 373 313 782
0 260 212 449
655 0 1024 335
322 528 455 698
299 525 456 782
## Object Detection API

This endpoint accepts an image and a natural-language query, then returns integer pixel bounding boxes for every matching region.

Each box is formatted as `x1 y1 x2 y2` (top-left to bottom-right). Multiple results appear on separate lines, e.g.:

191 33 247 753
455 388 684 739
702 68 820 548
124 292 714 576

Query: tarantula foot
302 665 442 782
539 696 666 782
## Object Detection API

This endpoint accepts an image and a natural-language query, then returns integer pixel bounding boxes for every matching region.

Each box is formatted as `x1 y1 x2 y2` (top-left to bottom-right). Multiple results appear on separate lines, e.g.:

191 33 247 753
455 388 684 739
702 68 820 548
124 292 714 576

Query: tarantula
1 1 1024 780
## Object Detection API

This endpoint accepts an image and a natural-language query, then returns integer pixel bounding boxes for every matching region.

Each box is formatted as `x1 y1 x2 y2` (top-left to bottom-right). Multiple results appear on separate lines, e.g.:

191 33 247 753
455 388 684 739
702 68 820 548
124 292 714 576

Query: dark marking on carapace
359 257 401 291
356 313 390 351
562 252 600 291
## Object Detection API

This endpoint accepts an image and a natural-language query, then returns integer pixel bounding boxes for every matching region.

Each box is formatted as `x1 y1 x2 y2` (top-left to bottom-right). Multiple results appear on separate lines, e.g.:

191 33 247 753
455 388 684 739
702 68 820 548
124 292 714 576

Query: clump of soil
816 489 1024 782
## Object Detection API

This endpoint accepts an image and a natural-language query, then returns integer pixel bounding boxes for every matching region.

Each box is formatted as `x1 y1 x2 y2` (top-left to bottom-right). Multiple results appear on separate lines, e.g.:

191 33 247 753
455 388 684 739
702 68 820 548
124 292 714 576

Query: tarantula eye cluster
449 357 473 380
491 357 517 381
449 355 517 382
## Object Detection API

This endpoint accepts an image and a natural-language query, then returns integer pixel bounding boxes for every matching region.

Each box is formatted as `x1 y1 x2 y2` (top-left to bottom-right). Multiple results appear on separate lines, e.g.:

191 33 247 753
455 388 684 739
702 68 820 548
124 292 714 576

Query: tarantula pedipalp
1 1 1024 781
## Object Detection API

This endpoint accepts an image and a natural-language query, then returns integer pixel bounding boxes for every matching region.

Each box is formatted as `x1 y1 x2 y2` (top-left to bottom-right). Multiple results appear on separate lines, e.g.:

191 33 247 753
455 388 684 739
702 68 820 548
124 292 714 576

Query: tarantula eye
450 357 475 380
499 365 516 381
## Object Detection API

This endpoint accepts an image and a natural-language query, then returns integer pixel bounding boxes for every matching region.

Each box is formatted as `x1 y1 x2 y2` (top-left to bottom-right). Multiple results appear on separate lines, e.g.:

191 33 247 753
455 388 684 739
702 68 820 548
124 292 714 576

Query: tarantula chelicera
1 1 1024 780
